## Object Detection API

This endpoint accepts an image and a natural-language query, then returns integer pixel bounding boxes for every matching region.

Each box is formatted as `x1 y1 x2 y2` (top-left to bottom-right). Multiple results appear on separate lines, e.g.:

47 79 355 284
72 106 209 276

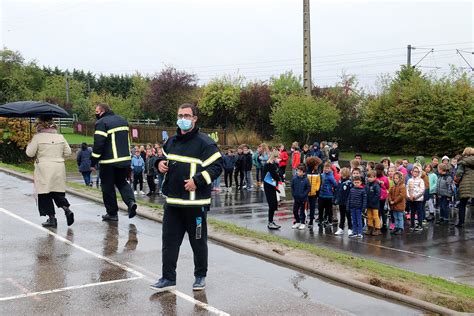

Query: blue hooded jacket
335 178 352 206
365 181 381 208
319 170 337 198
291 174 310 202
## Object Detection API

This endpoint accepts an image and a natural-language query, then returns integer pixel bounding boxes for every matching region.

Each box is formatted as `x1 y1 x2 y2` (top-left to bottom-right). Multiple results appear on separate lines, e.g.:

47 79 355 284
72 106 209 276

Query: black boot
128 203 137 219
64 207 74 226
102 214 119 221
42 217 57 228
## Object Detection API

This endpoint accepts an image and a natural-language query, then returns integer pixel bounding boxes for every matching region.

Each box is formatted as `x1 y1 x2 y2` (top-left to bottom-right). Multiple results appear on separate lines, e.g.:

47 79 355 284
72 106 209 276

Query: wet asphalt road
0 171 421 315
70 172 474 287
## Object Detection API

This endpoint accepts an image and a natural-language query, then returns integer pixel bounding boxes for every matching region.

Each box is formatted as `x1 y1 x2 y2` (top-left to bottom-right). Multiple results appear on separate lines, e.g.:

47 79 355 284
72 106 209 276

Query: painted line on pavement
0 277 141 301
6 278 41 302
126 261 230 316
0 207 144 278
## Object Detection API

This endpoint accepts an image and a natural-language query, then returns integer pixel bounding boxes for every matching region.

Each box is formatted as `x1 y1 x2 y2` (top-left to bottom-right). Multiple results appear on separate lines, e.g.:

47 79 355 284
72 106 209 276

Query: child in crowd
387 166 397 229
242 145 253 190
436 164 453 225
347 176 367 238
395 159 408 178
388 171 407 235
406 164 425 231
223 149 236 192
381 157 391 175
375 163 390 231
334 168 353 236
318 162 338 227
351 167 364 185
131 150 145 195
329 142 340 169
426 163 437 221
144 148 157 196
155 147 165 194
306 157 322 228
234 146 245 189
365 170 382 236
291 142 301 177
431 156 439 175
291 164 310 230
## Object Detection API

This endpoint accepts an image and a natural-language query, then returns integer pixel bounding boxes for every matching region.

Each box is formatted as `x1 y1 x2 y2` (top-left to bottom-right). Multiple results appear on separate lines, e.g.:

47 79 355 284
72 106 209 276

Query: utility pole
407 44 412 67
65 70 70 104
303 0 312 96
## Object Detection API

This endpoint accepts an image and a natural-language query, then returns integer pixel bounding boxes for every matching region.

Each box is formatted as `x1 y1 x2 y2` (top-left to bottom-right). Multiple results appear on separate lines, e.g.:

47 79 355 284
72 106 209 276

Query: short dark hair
353 176 362 182
297 163 306 172
354 153 362 158
179 103 198 116
96 103 111 112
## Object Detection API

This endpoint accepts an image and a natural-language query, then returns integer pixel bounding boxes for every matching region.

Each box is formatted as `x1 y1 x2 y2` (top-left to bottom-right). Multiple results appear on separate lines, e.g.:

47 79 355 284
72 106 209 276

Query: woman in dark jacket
455 147 474 228
77 142 93 186
263 151 282 230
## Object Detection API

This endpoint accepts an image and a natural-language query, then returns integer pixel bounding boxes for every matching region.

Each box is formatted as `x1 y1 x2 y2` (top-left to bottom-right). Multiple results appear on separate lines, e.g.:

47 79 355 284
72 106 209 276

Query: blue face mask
177 118 193 131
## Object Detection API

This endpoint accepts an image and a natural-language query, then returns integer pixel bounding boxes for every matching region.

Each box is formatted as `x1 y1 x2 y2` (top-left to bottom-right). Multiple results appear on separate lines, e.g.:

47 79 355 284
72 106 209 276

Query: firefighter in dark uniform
91 103 137 221
150 103 222 292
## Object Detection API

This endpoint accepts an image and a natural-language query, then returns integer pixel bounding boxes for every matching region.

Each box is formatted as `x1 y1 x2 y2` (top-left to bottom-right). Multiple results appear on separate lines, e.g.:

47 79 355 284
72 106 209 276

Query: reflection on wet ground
66 173 474 286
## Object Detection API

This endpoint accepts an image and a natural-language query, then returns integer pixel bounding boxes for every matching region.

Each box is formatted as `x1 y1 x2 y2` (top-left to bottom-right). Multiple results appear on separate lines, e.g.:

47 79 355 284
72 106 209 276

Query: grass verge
1 162 472 311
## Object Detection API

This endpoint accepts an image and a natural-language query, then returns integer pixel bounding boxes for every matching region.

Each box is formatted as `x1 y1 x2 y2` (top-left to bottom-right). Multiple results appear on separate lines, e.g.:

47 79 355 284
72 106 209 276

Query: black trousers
133 173 143 191
234 169 244 187
318 197 333 222
338 204 352 230
264 183 278 222
100 165 135 216
146 175 156 193
224 169 233 188
38 192 70 216
162 205 208 281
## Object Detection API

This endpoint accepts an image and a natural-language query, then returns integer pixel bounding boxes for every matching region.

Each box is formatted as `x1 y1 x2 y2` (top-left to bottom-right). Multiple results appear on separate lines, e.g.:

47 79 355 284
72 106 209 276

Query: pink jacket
377 176 390 200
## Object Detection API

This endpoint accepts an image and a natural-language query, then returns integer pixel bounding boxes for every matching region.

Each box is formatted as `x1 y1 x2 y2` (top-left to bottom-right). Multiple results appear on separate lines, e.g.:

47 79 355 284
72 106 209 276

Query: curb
0 167 467 315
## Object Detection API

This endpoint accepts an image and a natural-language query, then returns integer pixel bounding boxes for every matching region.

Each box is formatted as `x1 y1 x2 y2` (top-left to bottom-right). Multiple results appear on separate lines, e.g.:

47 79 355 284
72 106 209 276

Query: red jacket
331 165 341 183
291 150 301 169
279 150 289 167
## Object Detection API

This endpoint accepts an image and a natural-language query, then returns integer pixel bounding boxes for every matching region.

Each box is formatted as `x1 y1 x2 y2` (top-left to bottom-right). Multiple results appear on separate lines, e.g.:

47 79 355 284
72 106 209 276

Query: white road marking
0 207 230 315
6 278 41 302
126 261 230 316
0 277 141 301
0 207 143 278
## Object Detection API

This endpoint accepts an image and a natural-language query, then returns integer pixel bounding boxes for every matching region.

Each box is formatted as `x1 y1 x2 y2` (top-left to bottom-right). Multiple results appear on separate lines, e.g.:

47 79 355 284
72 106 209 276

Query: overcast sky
1 0 472 91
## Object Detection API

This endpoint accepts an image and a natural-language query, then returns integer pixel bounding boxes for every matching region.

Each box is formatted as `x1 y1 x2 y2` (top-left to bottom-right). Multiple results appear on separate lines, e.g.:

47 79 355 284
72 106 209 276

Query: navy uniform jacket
159 126 222 207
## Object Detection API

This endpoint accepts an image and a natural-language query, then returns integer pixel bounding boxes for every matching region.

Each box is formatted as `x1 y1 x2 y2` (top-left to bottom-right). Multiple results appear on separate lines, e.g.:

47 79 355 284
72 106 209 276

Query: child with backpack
318 162 338 227
365 170 382 236
306 156 322 228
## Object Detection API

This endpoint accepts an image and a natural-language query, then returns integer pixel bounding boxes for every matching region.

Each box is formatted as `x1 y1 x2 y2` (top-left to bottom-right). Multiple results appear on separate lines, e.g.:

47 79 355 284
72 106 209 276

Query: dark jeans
100 165 135 216
293 199 306 224
133 173 143 191
256 167 264 183
162 205 208 281
264 183 278 222
339 204 352 230
318 197 333 222
146 175 156 193
409 200 423 227
234 169 244 187
278 165 287 181
351 208 363 235
224 169 233 188
81 171 91 186
439 196 450 220
308 195 317 223
458 197 469 225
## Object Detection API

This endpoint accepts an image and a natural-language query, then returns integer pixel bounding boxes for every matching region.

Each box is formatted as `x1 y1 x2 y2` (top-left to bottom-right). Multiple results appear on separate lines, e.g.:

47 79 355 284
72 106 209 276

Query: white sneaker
140 190 146 195
348 229 353 236
134 191 138 195
292 223 301 229
334 228 344 235
298 224 306 230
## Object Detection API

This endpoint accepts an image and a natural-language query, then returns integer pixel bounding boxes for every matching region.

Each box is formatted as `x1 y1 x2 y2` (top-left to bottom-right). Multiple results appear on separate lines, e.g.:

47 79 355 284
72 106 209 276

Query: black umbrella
0 101 70 118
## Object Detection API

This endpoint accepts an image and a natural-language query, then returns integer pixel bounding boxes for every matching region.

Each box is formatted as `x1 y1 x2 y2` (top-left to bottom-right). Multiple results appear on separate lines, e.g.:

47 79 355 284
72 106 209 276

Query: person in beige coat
26 116 74 228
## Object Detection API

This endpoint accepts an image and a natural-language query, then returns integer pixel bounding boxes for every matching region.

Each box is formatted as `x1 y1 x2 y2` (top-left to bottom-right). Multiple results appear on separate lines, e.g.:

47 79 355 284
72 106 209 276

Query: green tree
271 95 340 143
198 76 242 128
269 71 303 106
